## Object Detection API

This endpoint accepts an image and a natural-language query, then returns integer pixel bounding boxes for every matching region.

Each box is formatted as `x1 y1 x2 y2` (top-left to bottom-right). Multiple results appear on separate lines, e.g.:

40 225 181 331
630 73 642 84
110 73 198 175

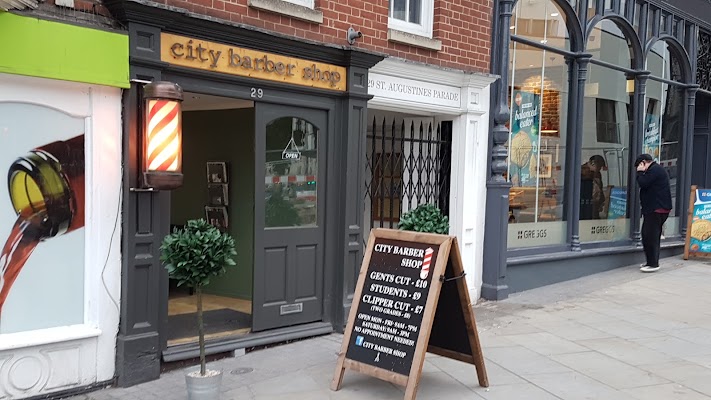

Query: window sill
0 325 101 351
507 239 684 265
388 28 441 51
248 0 323 24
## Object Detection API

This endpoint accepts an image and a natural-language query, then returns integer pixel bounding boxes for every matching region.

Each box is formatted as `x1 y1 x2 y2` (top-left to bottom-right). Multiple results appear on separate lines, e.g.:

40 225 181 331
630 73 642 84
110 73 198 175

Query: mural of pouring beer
0 102 85 334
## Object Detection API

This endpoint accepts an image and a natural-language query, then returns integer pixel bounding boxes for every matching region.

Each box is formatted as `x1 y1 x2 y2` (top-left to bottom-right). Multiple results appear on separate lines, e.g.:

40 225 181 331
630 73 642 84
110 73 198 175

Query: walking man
635 154 672 272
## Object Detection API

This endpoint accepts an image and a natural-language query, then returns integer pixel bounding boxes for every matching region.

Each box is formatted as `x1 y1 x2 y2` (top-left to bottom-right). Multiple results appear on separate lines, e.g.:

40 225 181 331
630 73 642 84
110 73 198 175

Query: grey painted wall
172 108 255 300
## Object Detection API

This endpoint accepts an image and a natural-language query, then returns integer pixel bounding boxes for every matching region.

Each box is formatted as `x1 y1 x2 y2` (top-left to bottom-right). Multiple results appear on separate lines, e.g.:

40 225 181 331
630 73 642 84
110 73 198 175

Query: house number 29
251 88 264 98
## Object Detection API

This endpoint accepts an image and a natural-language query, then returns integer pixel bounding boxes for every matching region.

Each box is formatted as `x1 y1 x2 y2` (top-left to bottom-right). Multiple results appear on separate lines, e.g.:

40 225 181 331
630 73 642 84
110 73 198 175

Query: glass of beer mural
0 103 85 334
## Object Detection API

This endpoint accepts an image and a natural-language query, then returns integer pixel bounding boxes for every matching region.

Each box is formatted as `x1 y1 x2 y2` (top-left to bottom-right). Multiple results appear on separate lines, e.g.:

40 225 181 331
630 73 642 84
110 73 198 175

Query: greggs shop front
105 0 384 386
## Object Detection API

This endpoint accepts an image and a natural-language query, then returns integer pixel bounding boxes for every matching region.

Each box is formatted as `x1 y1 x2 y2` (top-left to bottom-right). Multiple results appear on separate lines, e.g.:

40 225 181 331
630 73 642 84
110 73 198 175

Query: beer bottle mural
0 135 85 311
0 103 85 333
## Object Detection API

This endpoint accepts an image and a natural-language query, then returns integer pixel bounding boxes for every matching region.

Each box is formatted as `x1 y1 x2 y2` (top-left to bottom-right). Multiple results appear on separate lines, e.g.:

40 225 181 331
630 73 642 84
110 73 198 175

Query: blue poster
509 90 540 186
689 189 711 253
643 113 661 161
607 187 627 220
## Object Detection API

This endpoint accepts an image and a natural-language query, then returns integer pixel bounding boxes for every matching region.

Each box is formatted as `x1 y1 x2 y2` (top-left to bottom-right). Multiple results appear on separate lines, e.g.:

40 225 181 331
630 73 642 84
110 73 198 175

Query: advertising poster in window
689 189 711 254
606 187 627 220
509 90 540 186
0 103 85 334
643 113 661 161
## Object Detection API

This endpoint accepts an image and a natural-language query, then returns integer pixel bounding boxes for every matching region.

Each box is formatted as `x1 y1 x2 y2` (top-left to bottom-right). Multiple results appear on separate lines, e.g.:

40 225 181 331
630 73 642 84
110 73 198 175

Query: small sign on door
282 136 301 160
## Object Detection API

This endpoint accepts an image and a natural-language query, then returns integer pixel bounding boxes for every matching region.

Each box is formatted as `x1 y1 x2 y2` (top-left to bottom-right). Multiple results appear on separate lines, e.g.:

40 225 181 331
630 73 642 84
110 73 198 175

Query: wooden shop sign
331 228 489 400
161 33 347 92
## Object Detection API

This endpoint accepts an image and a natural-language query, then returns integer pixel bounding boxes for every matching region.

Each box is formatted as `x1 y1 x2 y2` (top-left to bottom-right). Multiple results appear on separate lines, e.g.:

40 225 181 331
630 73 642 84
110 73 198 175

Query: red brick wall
147 0 492 73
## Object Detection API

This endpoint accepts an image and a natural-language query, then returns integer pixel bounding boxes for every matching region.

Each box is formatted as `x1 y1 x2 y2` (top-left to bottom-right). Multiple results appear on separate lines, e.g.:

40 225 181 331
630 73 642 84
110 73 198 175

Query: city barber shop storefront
106 0 383 386
482 0 702 299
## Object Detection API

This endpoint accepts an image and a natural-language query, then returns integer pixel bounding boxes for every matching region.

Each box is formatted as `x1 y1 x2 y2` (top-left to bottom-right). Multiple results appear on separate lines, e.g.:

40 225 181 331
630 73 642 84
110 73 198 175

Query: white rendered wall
0 73 122 399
367 58 495 302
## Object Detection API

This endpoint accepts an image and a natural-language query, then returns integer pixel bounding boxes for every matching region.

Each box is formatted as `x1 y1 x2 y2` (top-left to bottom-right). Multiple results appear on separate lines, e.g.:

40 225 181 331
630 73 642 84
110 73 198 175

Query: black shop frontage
482 0 711 300
105 0 383 386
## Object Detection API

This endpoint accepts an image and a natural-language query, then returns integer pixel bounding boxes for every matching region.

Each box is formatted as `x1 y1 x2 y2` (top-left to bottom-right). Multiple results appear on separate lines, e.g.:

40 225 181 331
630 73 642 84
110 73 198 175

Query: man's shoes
640 265 660 273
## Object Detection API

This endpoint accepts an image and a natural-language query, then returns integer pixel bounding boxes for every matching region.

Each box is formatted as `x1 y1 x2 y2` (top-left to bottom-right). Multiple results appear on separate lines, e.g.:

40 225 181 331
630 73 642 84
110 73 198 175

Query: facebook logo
355 336 364 346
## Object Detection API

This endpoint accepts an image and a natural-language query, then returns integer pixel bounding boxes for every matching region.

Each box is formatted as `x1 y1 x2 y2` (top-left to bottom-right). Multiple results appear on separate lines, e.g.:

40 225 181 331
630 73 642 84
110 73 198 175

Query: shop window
645 39 686 237
0 102 85 334
506 39 570 249
579 19 635 243
389 0 434 38
587 19 634 67
511 0 570 50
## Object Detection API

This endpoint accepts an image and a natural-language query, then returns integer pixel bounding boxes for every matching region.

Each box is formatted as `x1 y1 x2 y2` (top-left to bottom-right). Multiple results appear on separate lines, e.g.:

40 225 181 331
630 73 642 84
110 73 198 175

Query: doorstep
162 321 333 362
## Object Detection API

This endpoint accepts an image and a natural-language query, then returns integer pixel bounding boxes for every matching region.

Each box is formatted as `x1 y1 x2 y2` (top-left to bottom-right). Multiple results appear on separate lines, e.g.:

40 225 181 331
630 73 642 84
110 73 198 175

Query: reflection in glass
265 117 318 228
409 0 421 24
647 40 684 82
580 63 632 242
506 38 570 249
390 0 421 24
391 0 406 20
645 40 685 236
511 0 570 50
587 20 633 67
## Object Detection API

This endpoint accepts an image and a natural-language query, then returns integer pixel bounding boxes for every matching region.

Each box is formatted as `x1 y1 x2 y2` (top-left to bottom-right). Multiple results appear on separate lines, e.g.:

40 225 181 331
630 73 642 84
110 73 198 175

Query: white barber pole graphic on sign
420 247 433 280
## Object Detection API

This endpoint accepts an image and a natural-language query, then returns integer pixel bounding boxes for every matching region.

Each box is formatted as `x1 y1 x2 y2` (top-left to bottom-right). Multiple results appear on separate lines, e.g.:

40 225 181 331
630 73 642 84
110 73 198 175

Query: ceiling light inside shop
551 12 559 17
540 39 548 43
510 26 515 29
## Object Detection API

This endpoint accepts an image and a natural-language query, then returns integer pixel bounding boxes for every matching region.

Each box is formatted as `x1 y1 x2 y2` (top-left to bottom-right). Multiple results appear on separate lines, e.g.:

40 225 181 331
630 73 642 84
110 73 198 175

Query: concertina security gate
364 117 453 236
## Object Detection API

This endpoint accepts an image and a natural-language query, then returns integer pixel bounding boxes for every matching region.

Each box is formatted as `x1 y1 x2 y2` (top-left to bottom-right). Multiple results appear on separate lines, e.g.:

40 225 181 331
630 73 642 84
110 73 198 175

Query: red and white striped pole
420 247 433 280
142 81 184 190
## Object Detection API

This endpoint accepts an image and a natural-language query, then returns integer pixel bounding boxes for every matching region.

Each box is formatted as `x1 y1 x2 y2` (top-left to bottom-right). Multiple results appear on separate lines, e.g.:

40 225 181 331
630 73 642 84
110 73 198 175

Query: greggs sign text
161 33 347 92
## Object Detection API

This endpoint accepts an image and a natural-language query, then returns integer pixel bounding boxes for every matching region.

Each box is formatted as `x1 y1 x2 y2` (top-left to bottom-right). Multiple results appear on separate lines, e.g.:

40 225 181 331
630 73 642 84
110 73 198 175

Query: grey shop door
253 103 327 332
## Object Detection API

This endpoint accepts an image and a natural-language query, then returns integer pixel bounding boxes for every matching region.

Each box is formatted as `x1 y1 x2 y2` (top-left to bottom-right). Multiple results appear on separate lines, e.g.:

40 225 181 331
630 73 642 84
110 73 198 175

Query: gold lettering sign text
160 33 347 92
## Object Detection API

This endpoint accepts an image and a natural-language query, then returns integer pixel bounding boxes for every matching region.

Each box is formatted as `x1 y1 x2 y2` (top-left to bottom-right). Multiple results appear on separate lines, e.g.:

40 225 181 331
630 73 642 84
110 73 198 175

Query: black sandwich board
331 228 488 400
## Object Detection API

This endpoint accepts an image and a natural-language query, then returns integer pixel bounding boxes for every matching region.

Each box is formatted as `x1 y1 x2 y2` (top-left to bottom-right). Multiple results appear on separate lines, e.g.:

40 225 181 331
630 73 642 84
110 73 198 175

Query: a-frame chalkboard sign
331 228 488 400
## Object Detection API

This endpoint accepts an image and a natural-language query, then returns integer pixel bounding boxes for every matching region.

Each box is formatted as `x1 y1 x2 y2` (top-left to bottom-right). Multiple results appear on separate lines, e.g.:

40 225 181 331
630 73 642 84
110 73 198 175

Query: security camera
347 27 363 45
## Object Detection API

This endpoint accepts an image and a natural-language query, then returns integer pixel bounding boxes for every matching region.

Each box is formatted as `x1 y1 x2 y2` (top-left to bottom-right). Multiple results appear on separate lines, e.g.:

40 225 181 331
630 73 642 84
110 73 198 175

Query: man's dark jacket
636 162 672 215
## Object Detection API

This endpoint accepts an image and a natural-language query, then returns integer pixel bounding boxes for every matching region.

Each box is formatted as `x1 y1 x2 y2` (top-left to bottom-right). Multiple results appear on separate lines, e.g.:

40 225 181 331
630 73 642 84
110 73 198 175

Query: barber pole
146 99 181 172
420 248 434 280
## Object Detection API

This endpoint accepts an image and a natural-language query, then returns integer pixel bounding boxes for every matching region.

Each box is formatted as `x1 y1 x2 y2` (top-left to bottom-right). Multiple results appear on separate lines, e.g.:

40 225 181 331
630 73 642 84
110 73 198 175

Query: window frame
388 0 434 38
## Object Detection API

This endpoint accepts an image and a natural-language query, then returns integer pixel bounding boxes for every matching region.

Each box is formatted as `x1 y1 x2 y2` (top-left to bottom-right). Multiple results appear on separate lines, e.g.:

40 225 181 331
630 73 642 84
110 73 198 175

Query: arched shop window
645 39 686 237
579 19 635 243
506 0 572 248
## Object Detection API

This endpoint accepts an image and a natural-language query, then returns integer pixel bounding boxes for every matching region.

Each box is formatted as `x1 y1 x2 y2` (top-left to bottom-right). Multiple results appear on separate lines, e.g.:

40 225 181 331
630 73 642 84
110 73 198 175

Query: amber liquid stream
0 210 46 316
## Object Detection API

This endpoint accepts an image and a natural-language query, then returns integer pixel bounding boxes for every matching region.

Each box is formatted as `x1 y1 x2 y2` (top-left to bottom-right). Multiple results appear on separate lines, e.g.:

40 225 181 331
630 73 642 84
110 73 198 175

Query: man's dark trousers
642 212 668 267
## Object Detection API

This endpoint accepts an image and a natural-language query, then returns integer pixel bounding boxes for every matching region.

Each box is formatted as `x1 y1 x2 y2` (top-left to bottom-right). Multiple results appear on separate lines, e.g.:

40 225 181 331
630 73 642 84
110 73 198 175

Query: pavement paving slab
63 256 711 400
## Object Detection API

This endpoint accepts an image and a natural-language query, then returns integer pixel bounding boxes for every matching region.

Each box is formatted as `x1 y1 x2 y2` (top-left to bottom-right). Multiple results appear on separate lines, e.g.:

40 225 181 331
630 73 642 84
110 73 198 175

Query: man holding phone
635 154 672 272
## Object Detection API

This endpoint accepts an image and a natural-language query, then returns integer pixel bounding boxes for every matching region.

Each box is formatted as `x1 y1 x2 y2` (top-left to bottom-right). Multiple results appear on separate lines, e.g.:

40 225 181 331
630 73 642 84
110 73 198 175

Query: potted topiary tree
398 203 450 234
160 219 237 400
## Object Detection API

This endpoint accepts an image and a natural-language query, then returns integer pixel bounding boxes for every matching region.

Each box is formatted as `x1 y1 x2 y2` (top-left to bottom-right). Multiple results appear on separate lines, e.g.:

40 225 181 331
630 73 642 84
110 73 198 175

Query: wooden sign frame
331 228 488 400
684 185 711 259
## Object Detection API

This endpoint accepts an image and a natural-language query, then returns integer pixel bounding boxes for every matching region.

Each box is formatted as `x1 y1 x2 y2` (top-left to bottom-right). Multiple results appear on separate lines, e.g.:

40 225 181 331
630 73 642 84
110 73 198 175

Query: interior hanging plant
398 203 449 234
160 219 237 379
